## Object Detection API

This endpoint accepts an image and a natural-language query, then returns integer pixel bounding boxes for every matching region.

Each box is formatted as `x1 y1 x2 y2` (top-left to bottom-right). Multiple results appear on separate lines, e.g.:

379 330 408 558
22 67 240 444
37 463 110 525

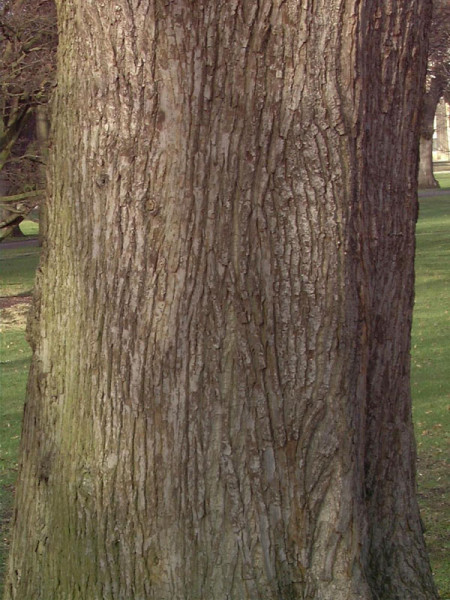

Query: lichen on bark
4 2 438 599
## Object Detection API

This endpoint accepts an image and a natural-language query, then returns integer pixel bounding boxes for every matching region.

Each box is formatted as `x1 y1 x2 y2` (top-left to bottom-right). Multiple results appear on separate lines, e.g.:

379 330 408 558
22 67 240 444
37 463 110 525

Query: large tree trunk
4 1 438 599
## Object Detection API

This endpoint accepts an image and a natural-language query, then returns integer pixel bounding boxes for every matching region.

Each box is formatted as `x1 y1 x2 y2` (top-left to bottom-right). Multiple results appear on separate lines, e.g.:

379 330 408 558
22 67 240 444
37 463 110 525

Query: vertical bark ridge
353 1 438 598
4 1 436 599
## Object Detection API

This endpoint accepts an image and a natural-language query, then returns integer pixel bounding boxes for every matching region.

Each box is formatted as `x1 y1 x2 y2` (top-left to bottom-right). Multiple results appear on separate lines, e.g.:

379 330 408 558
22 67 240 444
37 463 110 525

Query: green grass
0 243 37 593
435 171 450 189
0 198 449 596
0 327 31 591
0 246 40 296
19 220 39 237
412 193 450 596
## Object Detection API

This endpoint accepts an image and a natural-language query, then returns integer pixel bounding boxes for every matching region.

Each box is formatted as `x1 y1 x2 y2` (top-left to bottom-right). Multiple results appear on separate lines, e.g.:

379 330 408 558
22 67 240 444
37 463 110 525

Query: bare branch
0 189 45 203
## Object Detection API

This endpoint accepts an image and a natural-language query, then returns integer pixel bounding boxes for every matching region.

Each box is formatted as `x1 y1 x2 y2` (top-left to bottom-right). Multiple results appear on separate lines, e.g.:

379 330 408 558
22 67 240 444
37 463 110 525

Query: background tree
0 0 56 238
4 1 438 599
418 0 450 188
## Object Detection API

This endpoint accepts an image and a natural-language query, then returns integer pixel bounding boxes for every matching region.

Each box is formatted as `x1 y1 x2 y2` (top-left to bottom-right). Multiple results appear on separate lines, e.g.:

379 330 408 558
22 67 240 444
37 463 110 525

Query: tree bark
4 1 438 599
35 104 50 245
418 75 446 188
418 136 439 188
10 224 24 238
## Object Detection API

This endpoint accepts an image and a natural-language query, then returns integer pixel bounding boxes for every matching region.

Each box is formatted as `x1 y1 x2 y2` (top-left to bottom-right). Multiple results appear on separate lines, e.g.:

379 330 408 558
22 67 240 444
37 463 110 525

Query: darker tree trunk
10 224 24 238
4 1 438 599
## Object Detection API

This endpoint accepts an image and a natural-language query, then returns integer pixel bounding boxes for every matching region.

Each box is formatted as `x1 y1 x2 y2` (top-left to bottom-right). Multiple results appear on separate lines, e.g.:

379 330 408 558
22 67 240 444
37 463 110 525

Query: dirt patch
0 295 32 310
0 299 32 329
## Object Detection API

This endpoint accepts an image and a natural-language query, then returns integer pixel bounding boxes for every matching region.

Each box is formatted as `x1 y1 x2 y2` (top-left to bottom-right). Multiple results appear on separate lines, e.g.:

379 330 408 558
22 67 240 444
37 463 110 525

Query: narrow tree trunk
4 1 438 599
418 75 446 188
418 136 439 188
10 224 24 238
35 105 50 152
35 104 50 245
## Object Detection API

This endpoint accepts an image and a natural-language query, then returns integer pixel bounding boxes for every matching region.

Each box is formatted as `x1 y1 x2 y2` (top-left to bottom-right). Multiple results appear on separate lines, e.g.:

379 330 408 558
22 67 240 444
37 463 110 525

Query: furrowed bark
355 3 437 597
4 1 437 599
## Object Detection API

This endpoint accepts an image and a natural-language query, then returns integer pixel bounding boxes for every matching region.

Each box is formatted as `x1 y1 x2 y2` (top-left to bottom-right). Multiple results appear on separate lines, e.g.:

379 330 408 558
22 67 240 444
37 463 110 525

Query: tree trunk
10 224 24 238
418 136 439 188
35 104 50 245
418 75 446 188
4 1 438 599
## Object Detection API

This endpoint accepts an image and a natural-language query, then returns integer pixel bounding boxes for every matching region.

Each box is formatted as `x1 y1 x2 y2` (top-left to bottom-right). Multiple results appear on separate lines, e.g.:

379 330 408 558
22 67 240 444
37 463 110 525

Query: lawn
0 326 31 592
412 190 450 595
435 171 450 189
0 246 40 297
0 196 449 596
0 243 39 591
19 220 39 237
